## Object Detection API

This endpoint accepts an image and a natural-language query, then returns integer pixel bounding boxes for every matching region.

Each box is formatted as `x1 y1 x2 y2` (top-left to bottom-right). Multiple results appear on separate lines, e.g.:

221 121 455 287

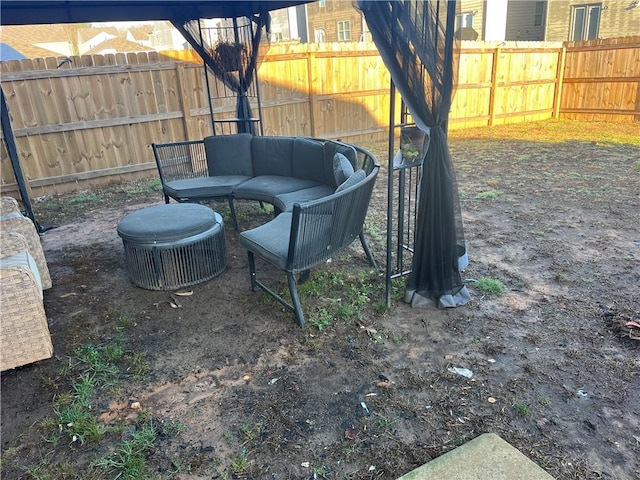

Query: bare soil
2 122 639 479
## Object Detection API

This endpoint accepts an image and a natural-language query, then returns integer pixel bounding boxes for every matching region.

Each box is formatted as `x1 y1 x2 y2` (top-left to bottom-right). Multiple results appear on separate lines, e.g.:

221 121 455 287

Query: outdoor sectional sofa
152 134 380 327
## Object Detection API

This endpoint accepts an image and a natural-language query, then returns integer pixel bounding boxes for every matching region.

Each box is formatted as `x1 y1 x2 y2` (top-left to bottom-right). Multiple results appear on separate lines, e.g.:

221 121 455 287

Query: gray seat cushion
117 204 220 243
239 211 333 270
233 176 320 204
273 185 335 212
239 213 293 269
163 175 251 199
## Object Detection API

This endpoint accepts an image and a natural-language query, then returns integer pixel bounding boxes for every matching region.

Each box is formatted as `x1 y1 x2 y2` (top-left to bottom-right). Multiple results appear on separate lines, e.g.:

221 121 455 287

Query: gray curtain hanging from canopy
170 13 269 134
358 0 470 308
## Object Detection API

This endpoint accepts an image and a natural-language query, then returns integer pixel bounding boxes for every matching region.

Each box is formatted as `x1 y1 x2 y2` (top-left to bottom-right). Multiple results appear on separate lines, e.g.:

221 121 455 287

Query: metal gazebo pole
1 87 40 231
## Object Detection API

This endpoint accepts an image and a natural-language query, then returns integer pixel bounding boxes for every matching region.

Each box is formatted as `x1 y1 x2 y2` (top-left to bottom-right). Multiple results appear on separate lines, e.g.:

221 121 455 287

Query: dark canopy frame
358 0 470 308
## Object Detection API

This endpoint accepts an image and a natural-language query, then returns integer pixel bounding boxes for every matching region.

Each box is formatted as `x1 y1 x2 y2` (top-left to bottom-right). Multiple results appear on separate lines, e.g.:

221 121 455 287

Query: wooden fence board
1 38 638 196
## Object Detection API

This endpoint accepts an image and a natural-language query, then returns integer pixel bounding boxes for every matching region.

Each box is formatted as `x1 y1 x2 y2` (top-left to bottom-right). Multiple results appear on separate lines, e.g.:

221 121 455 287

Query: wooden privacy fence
1 37 638 196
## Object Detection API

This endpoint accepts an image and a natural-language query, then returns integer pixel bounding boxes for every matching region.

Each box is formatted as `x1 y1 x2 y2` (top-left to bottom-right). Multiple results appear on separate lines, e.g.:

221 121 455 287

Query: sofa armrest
152 140 208 184
288 165 378 272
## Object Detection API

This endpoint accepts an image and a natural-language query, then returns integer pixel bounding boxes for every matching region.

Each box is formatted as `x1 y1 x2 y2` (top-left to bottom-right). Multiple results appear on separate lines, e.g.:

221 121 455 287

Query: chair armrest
1 232 31 259
1 197 20 216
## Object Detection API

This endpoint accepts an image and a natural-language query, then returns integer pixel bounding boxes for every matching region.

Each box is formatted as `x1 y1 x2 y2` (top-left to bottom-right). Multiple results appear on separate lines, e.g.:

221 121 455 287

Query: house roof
77 26 119 43
84 36 152 55
0 24 73 58
127 25 155 41
0 1 313 25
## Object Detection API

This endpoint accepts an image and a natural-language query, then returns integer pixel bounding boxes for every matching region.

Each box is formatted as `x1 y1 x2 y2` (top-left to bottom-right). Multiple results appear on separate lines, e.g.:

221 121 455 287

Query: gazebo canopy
0 1 310 25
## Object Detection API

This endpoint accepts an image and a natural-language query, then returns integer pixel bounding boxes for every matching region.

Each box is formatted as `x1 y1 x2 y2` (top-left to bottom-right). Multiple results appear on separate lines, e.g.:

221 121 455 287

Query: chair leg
247 251 257 291
164 194 170 204
286 272 305 328
359 231 378 271
228 197 239 231
298 269 310 284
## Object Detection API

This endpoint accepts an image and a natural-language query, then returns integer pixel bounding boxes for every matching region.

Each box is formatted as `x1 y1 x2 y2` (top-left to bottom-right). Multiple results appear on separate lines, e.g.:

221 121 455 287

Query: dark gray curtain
358 0 469 307
170 13 269 134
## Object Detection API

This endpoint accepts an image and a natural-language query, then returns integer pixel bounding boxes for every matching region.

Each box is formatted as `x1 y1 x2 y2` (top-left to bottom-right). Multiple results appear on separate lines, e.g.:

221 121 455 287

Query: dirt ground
1 121 639 479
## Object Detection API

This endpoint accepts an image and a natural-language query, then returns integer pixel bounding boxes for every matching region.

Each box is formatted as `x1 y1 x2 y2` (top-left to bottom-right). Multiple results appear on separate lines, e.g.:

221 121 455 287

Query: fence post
488 47 500 127
175 62 193 140
306 51 317 137
553 46 567 119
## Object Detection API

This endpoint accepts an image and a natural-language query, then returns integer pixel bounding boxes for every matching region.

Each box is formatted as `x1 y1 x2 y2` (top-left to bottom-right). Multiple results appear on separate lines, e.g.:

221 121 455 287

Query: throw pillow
333 152 355 186
336 169 366 193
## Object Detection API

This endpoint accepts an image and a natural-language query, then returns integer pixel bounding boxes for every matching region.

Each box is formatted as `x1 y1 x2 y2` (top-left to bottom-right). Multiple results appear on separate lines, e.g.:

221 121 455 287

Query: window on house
314 28 326 43
571 4 601 41
337 21 351 41
318 0 325 7
456 12 474 30
534 1 545 27
272 32 283 42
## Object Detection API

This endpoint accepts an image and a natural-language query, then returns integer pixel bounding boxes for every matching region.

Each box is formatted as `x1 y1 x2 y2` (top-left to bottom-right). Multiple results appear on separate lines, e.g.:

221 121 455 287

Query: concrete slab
397 433 556 480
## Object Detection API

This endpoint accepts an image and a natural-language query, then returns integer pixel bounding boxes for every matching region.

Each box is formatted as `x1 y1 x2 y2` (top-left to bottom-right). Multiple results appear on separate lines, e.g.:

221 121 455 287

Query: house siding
505 0 547 40
459 0 485 39
305 1 365 42
545 0 640 41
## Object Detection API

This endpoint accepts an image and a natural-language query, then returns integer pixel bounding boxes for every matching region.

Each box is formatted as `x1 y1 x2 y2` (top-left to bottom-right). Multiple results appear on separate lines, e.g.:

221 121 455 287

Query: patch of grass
450 119 640 146
539 397 552 407
124 178 161 197
299 269 382 330
468 277 507 296
66 191 101 207
307 307 333 331
92 420 158 480
476 190 500 200
13 330 180 479
513 402 530 416
230 450 250 475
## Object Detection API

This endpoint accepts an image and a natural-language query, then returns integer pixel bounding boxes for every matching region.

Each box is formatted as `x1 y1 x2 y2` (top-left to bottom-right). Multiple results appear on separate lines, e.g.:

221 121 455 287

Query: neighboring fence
1 37 638 196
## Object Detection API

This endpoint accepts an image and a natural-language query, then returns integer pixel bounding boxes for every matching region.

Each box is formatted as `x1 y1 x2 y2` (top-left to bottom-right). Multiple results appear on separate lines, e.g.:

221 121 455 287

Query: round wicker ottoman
117 204 226 290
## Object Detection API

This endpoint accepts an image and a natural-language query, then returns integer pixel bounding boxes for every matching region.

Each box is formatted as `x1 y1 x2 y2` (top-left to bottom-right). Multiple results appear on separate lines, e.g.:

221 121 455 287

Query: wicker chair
0 231 53 371
0 197 51 289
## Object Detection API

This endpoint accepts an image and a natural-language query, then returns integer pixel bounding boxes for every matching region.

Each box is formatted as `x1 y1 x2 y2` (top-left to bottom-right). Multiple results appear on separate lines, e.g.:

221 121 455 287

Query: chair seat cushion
164 176 251 200
233 176 320 204
239 213 293 269
273 185 335 212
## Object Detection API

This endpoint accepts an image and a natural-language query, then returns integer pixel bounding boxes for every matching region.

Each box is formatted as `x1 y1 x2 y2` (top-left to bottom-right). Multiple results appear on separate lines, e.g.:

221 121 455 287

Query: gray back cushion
336 169 366 193
333 152 355 186
205 134 253 177
292 137 325 183
323 141 357 188
251 136 295 177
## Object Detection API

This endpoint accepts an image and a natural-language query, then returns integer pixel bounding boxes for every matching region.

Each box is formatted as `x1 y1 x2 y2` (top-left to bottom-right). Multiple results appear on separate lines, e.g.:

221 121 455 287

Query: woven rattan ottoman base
117 204 226 290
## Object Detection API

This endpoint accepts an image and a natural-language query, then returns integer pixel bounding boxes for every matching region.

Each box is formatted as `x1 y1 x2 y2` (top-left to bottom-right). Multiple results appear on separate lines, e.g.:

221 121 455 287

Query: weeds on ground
298 268 382 330
476 190 500 200
468 277 507 296
13 316 179 480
